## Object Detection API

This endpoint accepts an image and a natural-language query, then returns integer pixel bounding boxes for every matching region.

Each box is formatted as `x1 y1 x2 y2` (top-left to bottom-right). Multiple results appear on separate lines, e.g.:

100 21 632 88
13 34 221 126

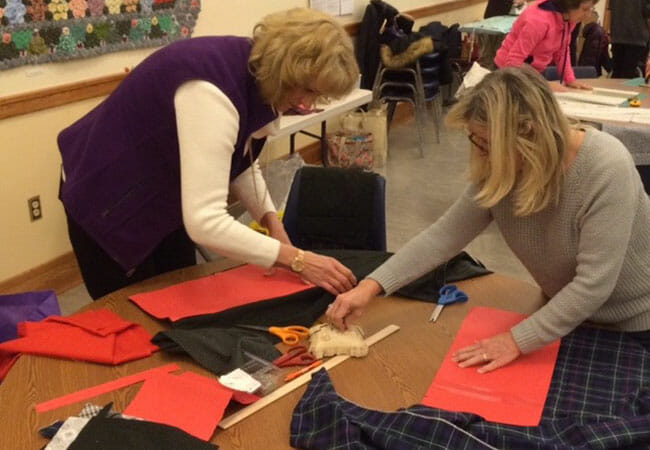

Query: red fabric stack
0 309 158 380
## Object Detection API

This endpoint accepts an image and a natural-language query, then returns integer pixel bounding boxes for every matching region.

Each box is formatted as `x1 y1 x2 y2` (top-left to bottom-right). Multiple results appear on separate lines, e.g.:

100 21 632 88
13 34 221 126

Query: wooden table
0 260 545 449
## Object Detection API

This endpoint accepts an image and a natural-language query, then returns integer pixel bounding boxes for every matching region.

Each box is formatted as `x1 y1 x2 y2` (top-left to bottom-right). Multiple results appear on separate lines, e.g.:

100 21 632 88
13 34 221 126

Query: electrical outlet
28 195 42 221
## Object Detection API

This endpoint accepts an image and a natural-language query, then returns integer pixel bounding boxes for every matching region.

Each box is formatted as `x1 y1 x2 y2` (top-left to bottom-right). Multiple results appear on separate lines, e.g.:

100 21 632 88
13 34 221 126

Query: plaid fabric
291 326 650 449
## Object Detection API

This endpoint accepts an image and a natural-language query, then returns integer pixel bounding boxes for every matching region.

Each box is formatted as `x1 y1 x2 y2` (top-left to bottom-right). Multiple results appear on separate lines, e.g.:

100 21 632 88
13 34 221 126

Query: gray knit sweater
370 128 650 354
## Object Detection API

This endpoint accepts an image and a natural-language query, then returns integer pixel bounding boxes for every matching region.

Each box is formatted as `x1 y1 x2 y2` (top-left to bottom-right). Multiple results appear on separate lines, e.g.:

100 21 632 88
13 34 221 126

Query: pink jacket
494 0 576 84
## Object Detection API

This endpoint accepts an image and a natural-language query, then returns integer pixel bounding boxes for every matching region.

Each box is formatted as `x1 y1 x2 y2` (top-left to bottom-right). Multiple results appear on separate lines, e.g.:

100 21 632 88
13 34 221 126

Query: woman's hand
299 251 357 296
565 80 593 90
452 331 521 373
326 279 383 330
548 81 568 92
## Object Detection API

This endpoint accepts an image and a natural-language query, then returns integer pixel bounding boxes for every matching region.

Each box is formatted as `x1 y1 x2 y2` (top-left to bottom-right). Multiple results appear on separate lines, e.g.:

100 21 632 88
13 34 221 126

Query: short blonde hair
249 8 359 107
446 66 571 216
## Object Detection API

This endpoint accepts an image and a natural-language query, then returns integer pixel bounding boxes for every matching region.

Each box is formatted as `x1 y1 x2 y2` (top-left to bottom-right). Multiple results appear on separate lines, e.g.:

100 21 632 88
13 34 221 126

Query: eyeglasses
467 133 489 153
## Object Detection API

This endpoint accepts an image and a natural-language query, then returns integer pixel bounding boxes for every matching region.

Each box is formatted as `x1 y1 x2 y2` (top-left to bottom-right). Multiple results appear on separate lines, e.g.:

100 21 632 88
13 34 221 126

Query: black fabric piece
296 168 378 250
153 328 282 375
153 250 391 375
396 251 492 302
153 250 491 376
38 420 64 439
67 403 217 449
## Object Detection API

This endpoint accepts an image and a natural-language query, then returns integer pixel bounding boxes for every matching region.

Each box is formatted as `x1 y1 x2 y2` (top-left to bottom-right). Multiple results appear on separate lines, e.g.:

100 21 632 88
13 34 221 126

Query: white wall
0 0 487 282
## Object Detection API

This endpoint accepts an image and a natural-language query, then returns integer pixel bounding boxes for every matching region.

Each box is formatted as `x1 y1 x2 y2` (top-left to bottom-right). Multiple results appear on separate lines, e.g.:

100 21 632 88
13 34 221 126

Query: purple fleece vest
58 36 277 272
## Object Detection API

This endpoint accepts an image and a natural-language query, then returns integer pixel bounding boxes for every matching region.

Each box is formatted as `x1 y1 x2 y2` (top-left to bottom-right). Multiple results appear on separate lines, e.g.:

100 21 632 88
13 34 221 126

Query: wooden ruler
218 324 400 429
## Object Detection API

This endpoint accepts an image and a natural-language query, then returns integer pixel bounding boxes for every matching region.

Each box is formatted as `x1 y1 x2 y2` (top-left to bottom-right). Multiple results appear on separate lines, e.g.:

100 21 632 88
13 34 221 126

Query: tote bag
326 110 374 169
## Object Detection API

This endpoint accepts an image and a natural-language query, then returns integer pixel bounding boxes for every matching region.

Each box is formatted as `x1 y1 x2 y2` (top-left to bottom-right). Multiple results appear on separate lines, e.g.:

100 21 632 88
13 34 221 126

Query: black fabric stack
153 250 491 376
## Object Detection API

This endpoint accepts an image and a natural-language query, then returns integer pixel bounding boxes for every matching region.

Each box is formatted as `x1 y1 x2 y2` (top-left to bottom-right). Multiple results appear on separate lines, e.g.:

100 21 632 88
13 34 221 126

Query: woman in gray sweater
327 66 650 373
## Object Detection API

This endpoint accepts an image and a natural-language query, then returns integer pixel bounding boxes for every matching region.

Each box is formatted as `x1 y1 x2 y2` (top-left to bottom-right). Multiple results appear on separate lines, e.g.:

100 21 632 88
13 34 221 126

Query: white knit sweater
174 80 281 268
369 128 650 353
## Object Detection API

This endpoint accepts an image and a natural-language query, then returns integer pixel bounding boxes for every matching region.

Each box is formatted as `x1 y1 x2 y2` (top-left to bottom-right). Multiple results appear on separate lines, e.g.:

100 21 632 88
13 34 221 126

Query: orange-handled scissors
236 324 310 346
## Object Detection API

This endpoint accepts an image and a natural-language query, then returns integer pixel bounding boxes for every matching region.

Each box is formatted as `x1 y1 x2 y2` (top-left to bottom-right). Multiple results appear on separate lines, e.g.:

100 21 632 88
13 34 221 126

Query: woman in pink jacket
494 0 597 90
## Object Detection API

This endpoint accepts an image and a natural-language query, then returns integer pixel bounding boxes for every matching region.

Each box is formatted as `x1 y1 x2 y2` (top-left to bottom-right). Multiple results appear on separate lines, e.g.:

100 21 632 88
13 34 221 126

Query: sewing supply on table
284 360 323 382
308 323 368 358
429 284 468 322
238 351 284 396
629 98 642 107
236 324 309 346
219 324 400 430
272 345 318 367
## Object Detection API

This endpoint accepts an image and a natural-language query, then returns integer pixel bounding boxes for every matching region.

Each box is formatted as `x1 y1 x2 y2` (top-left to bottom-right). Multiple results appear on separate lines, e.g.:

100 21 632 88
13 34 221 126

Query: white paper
340 0 353 15
219 368 261 394
558 99 650 125
310 0 340 16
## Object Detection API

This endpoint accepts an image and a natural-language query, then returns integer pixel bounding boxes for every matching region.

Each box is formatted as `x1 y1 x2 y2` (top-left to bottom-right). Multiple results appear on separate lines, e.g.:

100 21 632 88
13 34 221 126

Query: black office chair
282 166 387 251
543 65 598 81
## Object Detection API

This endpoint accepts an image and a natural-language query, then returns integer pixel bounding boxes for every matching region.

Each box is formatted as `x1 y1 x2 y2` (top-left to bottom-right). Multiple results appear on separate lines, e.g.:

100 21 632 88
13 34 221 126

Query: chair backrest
282 167 387 251
543 65 598 81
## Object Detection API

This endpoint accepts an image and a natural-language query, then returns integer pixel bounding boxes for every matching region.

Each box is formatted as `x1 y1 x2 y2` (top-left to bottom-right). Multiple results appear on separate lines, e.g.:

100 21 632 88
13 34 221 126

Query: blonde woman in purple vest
58 8 359 299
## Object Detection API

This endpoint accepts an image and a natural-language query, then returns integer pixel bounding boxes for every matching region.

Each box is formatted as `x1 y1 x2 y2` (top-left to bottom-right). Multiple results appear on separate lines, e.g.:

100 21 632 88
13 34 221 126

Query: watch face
291 259 304 273
291 251 305 273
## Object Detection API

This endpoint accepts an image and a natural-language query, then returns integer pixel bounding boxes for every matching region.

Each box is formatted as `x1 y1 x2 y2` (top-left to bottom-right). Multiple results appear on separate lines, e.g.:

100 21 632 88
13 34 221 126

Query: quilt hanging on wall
0 0 200 70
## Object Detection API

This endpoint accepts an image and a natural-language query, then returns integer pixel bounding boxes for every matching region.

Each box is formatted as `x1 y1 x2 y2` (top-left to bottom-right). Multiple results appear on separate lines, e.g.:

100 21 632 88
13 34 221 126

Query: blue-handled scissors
236 324 310 346
429 284 468 322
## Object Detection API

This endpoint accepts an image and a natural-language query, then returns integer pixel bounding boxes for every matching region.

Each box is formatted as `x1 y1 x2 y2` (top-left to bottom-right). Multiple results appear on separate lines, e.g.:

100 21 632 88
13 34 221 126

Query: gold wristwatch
291 249 305 273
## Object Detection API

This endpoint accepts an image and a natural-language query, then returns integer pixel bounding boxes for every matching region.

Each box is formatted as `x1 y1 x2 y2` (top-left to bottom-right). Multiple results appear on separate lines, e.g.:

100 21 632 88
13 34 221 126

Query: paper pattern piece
124 371 233 441
422 306 560 426
36 364 180 413
129 264 312 321
310 0 342 16
555 87 639 106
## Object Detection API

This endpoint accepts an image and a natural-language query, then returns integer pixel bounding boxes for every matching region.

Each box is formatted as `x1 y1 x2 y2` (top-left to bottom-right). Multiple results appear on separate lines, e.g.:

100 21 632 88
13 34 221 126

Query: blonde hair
249 8 359 107
445 66 571 216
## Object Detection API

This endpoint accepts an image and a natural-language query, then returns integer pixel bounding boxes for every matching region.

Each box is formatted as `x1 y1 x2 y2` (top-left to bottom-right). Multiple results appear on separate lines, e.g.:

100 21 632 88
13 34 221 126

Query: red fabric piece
124 371 233 441
0 309 158 381
129 264 312 321
422 306 560 426
36 364 180 413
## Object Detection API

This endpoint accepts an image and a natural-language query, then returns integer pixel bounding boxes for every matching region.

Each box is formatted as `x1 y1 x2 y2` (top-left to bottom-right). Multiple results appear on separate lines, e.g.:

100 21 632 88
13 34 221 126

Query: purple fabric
58 36 277 272
0 291 60 343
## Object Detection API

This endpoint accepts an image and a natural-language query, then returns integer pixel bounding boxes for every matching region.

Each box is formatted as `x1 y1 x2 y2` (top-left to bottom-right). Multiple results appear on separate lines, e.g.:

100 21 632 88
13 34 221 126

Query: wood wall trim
1 0 481 120
0 252 83 295
0 72 127 120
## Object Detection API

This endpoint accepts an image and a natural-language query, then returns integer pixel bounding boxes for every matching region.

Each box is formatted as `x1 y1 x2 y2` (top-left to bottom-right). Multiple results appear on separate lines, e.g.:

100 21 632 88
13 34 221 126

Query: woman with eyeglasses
494 0 598 91
58 8 359 300
327 66 650 373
